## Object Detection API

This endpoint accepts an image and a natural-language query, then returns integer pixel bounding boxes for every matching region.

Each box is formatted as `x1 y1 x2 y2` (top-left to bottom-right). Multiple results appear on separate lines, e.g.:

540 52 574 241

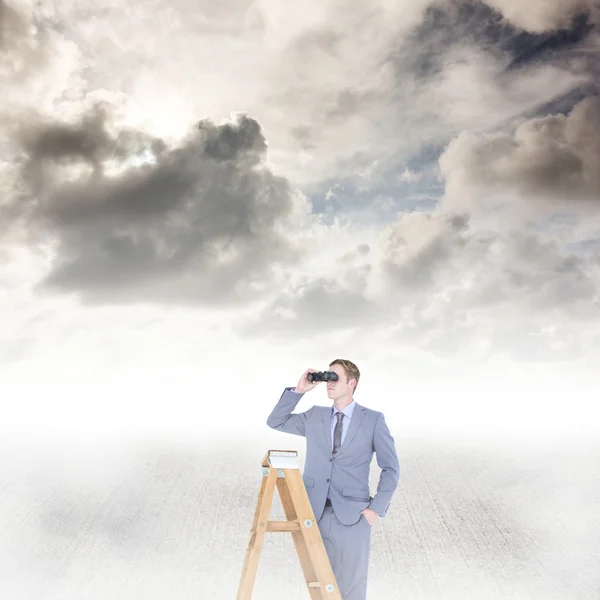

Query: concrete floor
1 434 598 599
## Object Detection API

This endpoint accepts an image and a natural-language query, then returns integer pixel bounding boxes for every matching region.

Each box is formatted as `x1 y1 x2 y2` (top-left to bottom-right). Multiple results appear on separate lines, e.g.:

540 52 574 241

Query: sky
1 0 600 443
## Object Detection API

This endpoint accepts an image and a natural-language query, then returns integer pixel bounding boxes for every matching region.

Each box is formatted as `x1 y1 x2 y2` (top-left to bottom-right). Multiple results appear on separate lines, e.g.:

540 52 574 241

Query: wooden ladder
236 449 342 599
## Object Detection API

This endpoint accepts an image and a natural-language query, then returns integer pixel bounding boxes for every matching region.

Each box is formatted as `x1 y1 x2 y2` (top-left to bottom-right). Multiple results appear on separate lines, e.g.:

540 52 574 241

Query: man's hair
329 358 360 394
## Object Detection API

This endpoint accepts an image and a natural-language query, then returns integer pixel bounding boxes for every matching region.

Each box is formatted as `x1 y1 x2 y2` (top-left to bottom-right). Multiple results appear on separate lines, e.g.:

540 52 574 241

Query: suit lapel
322 407 332 452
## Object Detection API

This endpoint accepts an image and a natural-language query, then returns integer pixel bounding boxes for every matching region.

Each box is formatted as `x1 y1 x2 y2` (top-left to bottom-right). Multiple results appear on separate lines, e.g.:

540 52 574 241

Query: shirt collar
332 400 356 420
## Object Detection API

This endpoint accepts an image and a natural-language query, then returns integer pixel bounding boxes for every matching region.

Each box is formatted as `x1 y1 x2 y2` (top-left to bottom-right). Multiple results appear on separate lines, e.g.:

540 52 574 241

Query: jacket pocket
303 476 315 488
342 486 370 501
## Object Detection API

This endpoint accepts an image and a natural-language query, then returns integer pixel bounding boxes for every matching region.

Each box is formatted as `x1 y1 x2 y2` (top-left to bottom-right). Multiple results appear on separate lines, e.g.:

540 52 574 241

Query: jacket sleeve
368 412 400 517
267 387 313 437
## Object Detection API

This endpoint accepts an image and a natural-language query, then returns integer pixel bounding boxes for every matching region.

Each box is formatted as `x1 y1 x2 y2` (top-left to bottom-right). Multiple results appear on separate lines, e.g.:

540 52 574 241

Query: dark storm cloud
394 1 516 79
201 115 267 163
8 104 302 305
505 12 596 69
382 0 600 139
16 103 168 201
394 1 597 78
440 95 600 206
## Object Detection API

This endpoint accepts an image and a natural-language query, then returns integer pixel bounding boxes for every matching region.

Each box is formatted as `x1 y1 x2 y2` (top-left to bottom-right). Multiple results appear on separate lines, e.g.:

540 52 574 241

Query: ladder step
266 520 301 532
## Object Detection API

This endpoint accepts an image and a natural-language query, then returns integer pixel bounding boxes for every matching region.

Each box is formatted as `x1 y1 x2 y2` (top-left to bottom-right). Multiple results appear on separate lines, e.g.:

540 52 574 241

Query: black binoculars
307 371 339 382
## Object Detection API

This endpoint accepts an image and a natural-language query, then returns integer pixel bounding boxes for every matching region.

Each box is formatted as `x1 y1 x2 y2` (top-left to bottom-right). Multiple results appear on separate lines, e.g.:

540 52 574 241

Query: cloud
0 0 49 81
0 1 84 117
5 103 308 305
239 272 377 338
380 211 471 293
236 203 600 363
399 168 423 183
9 0 592 192
388 1 595 138
482 0 599 33
379 209 600 361
330 1 594 182
439 95 600 215
1 0 599 372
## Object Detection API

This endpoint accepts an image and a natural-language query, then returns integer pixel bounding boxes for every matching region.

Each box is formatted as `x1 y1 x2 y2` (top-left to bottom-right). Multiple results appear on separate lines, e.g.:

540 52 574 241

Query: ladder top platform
262 449 299 470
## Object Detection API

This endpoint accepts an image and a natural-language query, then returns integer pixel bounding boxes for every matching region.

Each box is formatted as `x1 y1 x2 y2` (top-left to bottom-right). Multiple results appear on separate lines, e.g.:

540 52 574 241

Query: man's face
326 364 354 401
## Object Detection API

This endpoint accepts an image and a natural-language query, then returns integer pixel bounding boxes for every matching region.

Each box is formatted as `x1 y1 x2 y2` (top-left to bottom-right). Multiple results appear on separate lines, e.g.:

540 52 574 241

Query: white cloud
0 0 85 120
399 168 423 183
422 47 590 133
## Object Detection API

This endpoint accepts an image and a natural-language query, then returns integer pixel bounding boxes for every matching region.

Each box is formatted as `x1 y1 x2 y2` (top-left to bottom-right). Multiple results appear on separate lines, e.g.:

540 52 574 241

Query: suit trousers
317 505 372 600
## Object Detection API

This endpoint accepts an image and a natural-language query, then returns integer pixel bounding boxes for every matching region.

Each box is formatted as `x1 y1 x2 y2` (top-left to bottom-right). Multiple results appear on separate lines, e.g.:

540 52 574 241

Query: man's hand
293 368 322 394
361 508 378 526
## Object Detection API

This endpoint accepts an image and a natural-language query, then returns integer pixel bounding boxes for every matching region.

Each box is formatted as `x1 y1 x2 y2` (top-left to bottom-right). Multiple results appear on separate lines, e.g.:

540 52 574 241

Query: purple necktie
333 411 344 454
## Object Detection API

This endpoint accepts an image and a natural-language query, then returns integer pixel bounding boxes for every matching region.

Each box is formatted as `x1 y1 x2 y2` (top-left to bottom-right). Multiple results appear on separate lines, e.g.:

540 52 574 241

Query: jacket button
330 458 333 462
326 478 330 482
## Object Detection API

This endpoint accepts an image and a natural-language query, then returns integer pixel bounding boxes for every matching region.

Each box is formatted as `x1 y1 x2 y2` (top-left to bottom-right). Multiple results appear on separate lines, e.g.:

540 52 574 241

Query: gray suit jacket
267 387 400 526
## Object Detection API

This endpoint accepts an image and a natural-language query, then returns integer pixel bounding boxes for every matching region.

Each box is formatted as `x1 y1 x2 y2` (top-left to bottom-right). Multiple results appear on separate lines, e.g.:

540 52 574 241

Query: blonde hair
329 358 360 394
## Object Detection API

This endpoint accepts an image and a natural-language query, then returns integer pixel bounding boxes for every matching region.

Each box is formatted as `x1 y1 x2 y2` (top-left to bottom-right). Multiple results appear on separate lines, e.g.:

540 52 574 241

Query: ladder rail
236 450 342 599
236 466 278 600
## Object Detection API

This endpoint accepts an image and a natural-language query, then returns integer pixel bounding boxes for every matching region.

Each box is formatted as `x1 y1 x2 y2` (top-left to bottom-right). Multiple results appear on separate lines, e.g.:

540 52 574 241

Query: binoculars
307 371 339 382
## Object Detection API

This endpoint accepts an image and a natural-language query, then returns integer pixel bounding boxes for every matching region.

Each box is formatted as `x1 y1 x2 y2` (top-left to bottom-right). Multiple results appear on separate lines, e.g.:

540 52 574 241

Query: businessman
266 359 400 600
